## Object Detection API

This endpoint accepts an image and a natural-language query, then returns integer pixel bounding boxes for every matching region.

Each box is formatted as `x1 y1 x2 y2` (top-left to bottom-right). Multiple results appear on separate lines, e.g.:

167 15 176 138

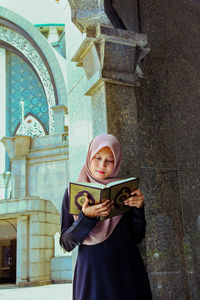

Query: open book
69 177 139 220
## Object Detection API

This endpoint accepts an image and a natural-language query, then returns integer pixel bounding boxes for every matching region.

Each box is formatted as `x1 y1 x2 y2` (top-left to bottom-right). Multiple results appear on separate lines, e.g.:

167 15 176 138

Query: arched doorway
0 219 17 284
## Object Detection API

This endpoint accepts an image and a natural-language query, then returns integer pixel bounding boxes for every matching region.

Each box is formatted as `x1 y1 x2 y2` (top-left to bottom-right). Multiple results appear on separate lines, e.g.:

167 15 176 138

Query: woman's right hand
82 196 113 218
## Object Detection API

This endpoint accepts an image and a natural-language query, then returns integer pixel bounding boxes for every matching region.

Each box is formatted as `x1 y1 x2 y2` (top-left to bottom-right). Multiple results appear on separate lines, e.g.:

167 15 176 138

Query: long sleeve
60 188 99 252
126 206 146 244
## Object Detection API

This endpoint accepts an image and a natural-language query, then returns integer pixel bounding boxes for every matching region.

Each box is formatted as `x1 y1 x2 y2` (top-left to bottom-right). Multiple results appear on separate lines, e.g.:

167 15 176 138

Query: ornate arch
0 6 68 134
0 25 55 133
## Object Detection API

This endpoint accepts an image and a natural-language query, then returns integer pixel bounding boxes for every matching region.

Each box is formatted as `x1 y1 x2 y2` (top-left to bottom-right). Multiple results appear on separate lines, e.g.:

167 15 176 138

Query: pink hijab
77 134 123 245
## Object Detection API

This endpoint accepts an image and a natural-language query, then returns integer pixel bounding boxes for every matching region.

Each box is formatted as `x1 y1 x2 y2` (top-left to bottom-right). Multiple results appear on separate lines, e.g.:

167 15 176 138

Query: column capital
71 24 150 92
51 104 68 114
67 0 112 32
1 136 31 161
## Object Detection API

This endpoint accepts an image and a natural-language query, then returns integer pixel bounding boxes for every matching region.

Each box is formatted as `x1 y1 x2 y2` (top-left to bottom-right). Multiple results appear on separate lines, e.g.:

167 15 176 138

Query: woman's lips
97 170 105 174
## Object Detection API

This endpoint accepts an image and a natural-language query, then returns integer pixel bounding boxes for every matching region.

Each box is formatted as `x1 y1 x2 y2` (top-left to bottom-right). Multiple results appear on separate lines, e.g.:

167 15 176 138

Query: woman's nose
99 160 106 168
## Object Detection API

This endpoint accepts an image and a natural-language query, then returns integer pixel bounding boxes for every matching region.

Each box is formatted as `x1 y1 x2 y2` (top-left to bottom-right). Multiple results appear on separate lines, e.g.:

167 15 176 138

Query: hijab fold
75 134 123 245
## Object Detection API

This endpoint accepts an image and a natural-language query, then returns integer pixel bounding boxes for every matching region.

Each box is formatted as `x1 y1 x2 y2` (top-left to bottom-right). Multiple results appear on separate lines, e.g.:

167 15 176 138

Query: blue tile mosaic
6 52 49 136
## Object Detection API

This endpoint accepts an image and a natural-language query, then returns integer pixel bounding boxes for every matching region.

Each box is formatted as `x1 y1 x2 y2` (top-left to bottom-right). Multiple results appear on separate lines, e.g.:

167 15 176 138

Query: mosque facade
0 2 70 285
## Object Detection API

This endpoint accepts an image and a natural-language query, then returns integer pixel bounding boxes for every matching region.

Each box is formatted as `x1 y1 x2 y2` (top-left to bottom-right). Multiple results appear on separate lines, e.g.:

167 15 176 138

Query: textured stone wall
133 1 200 299
107 0 200 298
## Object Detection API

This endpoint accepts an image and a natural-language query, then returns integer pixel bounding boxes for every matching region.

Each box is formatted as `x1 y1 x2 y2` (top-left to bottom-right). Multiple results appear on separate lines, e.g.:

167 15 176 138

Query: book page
71 182 105 189
106 177 136 187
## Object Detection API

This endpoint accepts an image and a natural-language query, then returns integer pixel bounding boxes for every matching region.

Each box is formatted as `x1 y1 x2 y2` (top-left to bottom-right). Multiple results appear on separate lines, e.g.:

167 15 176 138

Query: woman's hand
82 196 113 218
124 189 144 208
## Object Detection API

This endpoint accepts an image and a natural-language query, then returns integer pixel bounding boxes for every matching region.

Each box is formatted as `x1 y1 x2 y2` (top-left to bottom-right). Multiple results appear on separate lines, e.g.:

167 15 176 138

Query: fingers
96 200 114 215
94 200 114 217
124 189 144 208
82 198 114 218
82 196 89 210
131 189 142 196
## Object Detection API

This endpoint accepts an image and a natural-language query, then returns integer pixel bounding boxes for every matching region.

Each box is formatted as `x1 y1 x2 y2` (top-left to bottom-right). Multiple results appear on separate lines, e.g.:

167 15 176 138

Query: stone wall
134 1 200 299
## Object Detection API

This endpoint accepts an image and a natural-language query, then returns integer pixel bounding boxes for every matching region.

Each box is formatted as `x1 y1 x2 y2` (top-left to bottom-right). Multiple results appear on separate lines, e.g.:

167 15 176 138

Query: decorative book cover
69 177 139 220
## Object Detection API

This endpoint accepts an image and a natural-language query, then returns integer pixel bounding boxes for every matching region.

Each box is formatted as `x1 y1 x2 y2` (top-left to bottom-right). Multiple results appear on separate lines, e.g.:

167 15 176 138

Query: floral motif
16 115 46 138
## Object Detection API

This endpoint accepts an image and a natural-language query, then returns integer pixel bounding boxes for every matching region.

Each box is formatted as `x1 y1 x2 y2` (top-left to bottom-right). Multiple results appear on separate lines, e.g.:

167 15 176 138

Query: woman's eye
95 157 101 160
107 160 114 163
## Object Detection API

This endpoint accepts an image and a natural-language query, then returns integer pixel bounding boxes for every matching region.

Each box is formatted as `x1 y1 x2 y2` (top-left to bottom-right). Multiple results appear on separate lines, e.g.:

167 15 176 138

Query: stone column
71 24 149 177
16 215 29 285
1 135 31 198
0 172 11 200
0 48 6 175
51 105 68 134
47 26 59 43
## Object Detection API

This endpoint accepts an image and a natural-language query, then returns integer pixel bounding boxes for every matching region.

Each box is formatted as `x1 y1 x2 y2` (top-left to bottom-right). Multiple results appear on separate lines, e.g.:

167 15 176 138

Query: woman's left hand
124 189 144 208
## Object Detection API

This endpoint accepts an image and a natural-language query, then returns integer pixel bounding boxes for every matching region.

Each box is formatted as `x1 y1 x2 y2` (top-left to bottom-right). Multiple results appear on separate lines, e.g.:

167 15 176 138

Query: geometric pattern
6 52 49 137
0 26 56 134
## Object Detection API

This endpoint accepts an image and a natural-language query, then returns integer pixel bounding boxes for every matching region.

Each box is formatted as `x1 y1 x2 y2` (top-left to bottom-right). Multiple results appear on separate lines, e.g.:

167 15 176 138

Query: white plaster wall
27 134 69 212
28 160 69 212
65 2 93 182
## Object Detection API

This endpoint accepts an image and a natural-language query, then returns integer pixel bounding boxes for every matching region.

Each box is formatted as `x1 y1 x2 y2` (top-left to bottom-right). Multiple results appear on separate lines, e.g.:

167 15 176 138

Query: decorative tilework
0 25 56 133
7 52 49 137
16 115 46 138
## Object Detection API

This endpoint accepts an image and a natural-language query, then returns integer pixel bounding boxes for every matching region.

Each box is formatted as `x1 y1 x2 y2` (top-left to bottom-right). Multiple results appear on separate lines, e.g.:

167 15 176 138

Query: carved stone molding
1 136 31 160
67 0 112 32
72 24 149 93
0 26 56 134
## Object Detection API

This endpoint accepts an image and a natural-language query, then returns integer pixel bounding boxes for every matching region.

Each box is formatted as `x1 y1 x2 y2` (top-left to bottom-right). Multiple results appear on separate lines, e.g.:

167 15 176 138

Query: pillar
0 48 6 175
16 215 29 285
48 26 59 43
71 24 149 177
1 135 31 198
51 105 68 134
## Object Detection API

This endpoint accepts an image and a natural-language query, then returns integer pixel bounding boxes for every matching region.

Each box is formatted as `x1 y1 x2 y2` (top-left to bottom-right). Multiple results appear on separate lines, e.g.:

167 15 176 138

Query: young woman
60 134 152 300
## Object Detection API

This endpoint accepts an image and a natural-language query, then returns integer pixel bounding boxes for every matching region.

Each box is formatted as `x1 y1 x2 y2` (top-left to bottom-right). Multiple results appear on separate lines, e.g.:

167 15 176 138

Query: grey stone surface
179 170 200 299
135 0 200 298
108 0 139 31
67 0 112 31
72 24 149 86
106 83 140 178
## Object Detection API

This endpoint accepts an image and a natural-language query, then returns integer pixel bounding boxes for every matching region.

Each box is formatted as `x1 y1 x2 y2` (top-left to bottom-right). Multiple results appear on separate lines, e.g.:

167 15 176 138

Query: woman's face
89 146 114 180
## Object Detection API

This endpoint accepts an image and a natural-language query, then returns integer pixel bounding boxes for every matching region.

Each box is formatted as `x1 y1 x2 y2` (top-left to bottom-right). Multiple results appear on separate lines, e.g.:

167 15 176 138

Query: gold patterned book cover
69 177 139 220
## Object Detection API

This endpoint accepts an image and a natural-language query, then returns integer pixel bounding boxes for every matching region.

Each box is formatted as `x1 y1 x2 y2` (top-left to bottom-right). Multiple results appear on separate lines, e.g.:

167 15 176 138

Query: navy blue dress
60 188 152 300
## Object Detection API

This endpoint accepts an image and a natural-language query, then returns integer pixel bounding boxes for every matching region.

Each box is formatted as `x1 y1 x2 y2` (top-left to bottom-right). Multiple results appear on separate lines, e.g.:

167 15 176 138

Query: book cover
69 177 139 219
